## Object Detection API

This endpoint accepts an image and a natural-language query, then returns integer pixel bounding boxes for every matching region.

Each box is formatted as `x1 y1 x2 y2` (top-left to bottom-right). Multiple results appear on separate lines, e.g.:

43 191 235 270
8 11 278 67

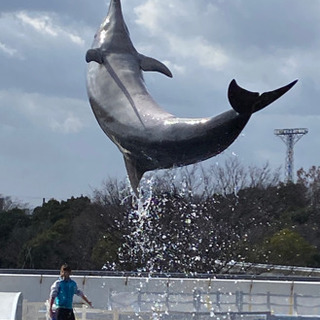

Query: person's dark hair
60 263 71 272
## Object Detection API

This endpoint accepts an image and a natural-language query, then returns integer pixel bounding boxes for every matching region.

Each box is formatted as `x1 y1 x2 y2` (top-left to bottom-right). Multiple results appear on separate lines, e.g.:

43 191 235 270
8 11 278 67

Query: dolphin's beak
106 0 123 23
100 0 126 32
109 0 122 11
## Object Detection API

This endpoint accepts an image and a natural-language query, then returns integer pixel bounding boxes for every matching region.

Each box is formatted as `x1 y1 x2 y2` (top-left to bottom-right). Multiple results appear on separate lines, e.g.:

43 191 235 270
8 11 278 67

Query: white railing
23 302 273 320
1 273 320 318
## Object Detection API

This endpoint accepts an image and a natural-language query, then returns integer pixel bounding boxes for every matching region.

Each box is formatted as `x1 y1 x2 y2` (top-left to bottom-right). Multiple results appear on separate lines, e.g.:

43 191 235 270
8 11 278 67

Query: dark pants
56 308 75 320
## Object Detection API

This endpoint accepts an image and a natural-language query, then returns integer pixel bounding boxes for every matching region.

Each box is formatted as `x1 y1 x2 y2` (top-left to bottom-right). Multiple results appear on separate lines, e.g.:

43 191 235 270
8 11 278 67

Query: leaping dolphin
86 0 297 193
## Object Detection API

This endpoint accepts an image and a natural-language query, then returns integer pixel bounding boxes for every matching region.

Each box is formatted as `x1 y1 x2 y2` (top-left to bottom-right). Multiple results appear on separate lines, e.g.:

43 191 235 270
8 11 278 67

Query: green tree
20 197 92 269
261 228 319 266
0 208 30 267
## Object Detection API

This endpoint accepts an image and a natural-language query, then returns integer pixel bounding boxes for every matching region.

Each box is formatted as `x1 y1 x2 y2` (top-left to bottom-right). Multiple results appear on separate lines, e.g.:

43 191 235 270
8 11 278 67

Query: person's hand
49 308 54 319
87 301 93 308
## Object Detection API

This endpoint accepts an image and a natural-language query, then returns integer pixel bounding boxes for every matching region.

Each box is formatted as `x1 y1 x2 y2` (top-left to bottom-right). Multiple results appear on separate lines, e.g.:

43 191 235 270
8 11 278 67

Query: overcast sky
0 0 319 208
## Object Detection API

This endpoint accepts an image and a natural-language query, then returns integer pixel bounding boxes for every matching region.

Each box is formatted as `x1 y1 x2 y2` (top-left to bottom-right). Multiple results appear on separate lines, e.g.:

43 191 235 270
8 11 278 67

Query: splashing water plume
113 169 244 275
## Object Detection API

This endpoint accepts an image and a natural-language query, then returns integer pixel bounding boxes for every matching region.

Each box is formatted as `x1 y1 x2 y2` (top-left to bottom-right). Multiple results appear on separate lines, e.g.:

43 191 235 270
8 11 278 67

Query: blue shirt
50 278 83 309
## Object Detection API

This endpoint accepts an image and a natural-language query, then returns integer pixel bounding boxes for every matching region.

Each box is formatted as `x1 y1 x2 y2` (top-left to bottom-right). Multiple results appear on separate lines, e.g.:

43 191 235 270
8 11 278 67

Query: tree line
1 158 320 272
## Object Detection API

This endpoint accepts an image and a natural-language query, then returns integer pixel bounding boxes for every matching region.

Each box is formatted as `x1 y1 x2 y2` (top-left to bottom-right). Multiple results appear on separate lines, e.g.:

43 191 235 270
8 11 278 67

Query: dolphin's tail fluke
228 79 298 114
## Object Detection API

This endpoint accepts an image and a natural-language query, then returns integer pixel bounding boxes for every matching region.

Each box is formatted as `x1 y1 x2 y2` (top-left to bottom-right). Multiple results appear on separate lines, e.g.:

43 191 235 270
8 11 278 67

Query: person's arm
80 293 93 307
49 296 55 317
49 281 58 318
76 285 93 308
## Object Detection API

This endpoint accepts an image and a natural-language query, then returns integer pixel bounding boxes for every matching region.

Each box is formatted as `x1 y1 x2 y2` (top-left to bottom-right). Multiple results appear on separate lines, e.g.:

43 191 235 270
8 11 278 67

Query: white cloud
168 35 228 70
50 113 84 134
0 90 89 134
0 41 18 57
134 0 164 33
133 1 228 70
169 62 186 75
15 11 85 46
17 12 58 36
68 34 84 46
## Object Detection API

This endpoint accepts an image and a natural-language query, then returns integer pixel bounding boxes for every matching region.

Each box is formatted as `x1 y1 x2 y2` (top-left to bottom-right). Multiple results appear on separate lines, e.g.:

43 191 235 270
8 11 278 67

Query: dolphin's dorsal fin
228 79 298 114
139 54 173 78
124 156 145 195
86 48 104 64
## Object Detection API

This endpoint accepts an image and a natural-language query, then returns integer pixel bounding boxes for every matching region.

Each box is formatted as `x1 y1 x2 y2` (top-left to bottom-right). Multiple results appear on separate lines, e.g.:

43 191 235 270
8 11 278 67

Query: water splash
114 169 243 275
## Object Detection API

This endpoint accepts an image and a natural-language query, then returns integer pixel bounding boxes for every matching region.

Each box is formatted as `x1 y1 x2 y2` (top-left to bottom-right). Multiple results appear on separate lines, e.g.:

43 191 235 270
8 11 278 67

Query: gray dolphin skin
86 0 297 193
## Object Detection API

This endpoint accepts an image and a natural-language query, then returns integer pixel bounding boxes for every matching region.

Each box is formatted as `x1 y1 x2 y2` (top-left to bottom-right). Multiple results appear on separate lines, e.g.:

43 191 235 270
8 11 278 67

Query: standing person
49 264 92 320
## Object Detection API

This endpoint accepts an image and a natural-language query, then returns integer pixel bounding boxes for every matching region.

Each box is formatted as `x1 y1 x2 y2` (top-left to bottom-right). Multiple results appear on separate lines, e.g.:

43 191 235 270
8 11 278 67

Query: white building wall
1 273 320 316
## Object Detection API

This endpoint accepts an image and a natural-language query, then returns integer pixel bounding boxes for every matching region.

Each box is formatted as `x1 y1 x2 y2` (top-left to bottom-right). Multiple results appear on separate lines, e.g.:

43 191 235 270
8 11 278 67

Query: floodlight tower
274 128 308 183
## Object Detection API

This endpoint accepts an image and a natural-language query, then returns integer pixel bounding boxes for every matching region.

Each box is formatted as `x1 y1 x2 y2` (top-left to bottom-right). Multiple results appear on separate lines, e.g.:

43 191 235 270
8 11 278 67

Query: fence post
113 310 119 320
236 291 243 312
193 289 202 312
267 292 271 312
293 292 298 315
216 292 221 311
81 305 86 320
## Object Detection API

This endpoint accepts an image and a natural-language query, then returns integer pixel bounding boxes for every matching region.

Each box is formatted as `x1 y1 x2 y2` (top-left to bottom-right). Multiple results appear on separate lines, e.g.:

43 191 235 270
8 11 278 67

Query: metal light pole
274 128 308 182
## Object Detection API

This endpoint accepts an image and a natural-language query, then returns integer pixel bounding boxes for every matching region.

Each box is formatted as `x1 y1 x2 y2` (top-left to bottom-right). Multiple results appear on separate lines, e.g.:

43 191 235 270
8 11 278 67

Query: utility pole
274 128 308 183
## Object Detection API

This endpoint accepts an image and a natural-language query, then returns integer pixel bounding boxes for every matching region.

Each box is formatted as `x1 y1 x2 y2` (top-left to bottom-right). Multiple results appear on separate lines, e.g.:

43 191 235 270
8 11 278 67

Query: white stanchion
0 292 23 320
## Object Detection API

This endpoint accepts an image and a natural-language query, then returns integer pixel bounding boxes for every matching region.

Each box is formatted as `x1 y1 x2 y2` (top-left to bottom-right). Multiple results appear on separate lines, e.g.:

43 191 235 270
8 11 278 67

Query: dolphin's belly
86 53 251 171
87 59 250 163
117 111 250 170
86 58 174 139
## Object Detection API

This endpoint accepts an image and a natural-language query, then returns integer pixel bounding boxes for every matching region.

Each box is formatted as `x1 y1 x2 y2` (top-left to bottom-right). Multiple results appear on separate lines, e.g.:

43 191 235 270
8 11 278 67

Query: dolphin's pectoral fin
139 54 173 78
228 79 298 114
124 156 145 195
86 48 104 64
